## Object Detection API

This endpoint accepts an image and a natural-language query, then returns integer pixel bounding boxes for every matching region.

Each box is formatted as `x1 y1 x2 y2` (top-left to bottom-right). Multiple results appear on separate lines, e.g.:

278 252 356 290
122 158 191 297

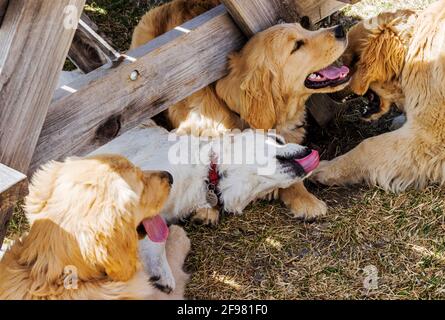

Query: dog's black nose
160 171 174 185
334 24 346 39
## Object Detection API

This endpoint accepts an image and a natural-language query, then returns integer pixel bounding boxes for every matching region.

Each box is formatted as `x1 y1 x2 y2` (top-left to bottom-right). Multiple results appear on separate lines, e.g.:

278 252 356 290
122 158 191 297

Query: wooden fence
0 0 360 246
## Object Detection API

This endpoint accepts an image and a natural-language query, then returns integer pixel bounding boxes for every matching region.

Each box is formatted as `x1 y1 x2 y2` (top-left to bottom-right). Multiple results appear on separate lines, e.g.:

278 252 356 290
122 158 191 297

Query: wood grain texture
0 164 26 247
0 0 8 26
29 5 246 173
0 0 85 173
68 13 120 73
292 0 347 23
221 0 282 37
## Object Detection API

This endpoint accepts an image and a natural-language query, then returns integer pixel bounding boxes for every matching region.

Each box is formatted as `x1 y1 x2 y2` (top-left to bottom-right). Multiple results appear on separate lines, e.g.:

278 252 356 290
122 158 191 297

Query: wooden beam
293 0 348 23
221 0 282 37
0 0 85 173
0 0 8 26
29 5 245 173
222 0 353 31
0 164 26 247
68 13 120 73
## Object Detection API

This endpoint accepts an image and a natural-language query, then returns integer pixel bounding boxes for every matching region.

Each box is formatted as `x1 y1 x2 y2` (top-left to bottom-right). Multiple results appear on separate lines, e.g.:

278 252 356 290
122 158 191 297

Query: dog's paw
262 188 280 202
191 208 219 226
287 193 327 222
310 160 340 186
150 276 176 294
149 267 176 294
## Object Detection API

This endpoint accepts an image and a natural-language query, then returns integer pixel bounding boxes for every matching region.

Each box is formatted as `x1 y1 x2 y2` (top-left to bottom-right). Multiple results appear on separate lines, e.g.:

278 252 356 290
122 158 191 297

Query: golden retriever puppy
132 0 351 222
313 1 445 191
341 9 418 121
0 155 190 300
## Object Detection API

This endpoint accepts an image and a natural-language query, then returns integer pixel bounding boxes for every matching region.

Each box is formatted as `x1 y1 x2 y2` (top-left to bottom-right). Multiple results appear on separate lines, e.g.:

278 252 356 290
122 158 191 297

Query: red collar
206 158 221 208
208 161 219 187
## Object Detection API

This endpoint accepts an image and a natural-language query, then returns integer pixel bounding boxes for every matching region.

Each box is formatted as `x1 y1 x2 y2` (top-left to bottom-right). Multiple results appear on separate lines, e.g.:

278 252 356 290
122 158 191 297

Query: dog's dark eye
291 40 305 54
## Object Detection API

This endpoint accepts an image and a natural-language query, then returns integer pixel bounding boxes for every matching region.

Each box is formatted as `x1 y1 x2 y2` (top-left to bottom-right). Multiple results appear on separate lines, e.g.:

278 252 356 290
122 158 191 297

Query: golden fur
313 0 445 191
0 155 190 300
131 0 350 221
342 9 418 120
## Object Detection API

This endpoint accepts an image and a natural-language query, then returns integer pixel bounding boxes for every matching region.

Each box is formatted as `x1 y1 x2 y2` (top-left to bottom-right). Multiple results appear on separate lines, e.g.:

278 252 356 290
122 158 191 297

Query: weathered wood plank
0 0 85 173
0 0 8 26
29 5 246 173
68 13 120 73
293 0 347 23
221 0 282 37
222 0 353 29
0 164 26 247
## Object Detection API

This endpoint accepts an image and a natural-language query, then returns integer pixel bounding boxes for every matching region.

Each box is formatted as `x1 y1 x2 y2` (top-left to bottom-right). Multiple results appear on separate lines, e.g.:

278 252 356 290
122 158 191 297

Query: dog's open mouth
137 215 169 242
295 150 320 174
305 64 351 89
361 89 381 118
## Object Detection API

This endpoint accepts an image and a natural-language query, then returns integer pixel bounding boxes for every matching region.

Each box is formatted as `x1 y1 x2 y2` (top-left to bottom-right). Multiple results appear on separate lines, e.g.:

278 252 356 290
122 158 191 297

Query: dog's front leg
311 128 413 191
280 182 327 222
139 237 175 294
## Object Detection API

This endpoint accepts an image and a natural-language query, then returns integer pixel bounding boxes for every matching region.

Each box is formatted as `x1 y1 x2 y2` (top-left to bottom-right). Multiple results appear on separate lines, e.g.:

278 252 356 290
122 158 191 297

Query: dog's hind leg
139 237 176 294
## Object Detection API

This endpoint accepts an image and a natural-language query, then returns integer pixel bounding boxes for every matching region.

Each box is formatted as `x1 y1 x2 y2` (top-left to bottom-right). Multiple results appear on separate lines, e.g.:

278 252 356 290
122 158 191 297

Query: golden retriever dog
0 155 190 300
131 0 351 222
313 0 445 191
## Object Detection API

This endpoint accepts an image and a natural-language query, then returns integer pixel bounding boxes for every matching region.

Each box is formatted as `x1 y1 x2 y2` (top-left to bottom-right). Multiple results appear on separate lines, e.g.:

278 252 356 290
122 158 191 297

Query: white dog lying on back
93 120 319 293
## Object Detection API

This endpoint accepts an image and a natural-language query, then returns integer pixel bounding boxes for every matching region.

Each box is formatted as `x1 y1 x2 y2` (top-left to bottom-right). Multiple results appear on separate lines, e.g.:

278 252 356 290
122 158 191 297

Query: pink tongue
317 65 349 80
295 150 320 174
142 216 169 243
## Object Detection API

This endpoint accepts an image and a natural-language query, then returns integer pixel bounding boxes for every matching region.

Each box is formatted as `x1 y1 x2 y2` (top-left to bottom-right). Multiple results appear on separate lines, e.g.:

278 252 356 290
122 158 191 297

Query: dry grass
184 187 445 299
5 0 445 300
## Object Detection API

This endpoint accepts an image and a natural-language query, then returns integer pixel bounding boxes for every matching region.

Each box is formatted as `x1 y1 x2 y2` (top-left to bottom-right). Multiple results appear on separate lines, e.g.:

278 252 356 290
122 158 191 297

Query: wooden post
221 0 283 37
291 1 350 23
0 0 85 246
0 0 85 173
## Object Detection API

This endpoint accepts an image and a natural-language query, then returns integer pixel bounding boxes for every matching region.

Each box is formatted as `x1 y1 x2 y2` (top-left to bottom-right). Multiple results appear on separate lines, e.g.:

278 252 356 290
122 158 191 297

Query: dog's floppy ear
95 212 139 282
62 159 142 282
90 179 140 282
239 64 278 130
351 23 406 95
